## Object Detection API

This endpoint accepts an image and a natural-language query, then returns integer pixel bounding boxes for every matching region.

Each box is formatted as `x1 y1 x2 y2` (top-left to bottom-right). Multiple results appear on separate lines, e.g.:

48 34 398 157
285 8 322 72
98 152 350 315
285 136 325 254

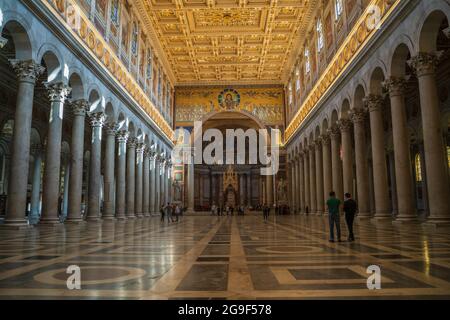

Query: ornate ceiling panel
136 0 317 85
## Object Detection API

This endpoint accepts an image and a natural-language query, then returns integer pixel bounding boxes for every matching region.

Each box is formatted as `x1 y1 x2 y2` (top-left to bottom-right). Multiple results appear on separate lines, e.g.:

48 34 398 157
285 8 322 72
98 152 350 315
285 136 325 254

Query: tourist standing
326 191 341 242
343 193 357 242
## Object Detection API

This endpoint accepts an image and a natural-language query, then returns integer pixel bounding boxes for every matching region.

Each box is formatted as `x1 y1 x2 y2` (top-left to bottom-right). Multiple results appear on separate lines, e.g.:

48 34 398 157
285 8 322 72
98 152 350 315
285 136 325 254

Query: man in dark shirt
326 191 341 242
343 193 357 242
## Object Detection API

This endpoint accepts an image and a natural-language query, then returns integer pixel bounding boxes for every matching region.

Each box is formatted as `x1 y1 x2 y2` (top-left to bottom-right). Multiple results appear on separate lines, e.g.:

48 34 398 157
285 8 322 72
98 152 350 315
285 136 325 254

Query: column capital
327 126 341 139
350 107 367 124
320 134 331 146
0 36 8 48
9 59 45 84
314 139 322 149
338 119 352 133
71 99 89 116
116 130 129 143
383 76 409 97
88 112 106 128
363 94 384 113
408 52 443 77
105 122 120 136
136 142 146 154
45 82 71 103
127 137 138 149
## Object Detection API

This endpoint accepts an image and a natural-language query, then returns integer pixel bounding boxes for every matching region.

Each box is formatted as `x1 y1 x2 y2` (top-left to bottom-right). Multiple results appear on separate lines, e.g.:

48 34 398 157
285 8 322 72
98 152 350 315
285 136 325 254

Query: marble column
315 140 324 215
240 174 245 205
384 77 417 222
30 149 42 221
154 157 161 212
143 149 150 217
186 153 195 213
298 155 304 213
115 130 128 219
135 143 144 218
67 100 89 222
149 153 157 214
321 134 332 214
339 119 353 197
246 173 251 206
364 95 391 219
291 160 297 211
86 112 106 221
329 126 343 201
62 161 70 219
409 53 450 225
39 83 71 223
166 164 171 203
126 138 137 218
102 123 118 219
350 108 371 217
303 149 310 213
309 145 317 214
159 161 165 207
266 173 274 206
3 61 44 227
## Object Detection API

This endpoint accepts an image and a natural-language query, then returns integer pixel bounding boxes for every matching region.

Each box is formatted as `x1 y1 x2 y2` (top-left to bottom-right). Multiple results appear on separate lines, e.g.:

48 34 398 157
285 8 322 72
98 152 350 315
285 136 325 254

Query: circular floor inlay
34 266 146 285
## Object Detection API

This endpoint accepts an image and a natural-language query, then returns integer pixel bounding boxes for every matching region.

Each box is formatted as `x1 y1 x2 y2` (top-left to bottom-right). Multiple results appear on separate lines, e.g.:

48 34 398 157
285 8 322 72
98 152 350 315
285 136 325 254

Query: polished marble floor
0 213 450 299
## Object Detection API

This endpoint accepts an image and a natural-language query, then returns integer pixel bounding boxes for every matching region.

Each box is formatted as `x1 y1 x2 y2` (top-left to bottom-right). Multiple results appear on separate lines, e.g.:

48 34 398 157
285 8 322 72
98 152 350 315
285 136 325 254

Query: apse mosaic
175 86 285 125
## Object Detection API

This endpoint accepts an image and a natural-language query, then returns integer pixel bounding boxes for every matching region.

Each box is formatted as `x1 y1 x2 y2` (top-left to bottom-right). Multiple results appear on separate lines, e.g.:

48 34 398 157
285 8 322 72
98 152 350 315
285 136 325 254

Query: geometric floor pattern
1 214 450 299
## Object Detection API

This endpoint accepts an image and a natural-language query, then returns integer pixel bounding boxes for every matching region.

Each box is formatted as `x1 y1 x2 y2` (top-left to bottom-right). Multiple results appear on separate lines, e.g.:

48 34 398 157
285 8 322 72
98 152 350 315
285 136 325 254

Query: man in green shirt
326 191 341 242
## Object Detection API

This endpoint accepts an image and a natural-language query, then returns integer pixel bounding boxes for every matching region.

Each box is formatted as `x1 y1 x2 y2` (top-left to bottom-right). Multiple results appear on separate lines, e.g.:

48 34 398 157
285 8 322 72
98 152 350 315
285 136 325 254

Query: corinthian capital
363 94 384 113
88 112 106 128
327 126 341 139
408 52 443 77
127 137 138 149
136 142 146 153
105 122 120 136
71 99 89 116
9 59 45 84
338 119 352 133
383 76 409 97
45 82 71 103
350 107 367 124
320 133 331 146
116 130 129 143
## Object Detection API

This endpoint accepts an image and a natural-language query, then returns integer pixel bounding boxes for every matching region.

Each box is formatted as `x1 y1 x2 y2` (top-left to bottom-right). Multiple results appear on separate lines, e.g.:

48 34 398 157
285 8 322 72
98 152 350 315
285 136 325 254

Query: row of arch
0 2 172 154
286 3 450 223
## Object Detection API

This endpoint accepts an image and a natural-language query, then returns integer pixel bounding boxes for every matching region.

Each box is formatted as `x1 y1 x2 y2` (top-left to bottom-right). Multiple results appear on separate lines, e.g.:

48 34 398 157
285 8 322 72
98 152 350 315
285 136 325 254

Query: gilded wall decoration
175 86 284 125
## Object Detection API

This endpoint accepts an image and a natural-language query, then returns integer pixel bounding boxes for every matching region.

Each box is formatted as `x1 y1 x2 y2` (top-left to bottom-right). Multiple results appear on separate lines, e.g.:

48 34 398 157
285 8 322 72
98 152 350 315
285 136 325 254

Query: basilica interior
0 0 449 300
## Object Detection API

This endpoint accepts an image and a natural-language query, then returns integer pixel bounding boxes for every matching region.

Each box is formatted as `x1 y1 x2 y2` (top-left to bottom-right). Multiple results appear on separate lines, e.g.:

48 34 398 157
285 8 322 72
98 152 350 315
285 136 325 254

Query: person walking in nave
343 193 357 242
160 205 165 223
263 203 270 222
326 191 341 243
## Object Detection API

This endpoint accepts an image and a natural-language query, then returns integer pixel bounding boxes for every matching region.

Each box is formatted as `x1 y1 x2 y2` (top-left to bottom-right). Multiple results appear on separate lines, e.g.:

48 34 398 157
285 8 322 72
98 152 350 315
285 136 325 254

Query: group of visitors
160 203 182 223
210 204 246 216
326 192 357 242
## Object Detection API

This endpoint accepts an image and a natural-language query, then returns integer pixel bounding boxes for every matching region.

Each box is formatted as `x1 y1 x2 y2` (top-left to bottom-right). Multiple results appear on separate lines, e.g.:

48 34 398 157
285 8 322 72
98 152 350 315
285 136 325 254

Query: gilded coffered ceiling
135 0 317 85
